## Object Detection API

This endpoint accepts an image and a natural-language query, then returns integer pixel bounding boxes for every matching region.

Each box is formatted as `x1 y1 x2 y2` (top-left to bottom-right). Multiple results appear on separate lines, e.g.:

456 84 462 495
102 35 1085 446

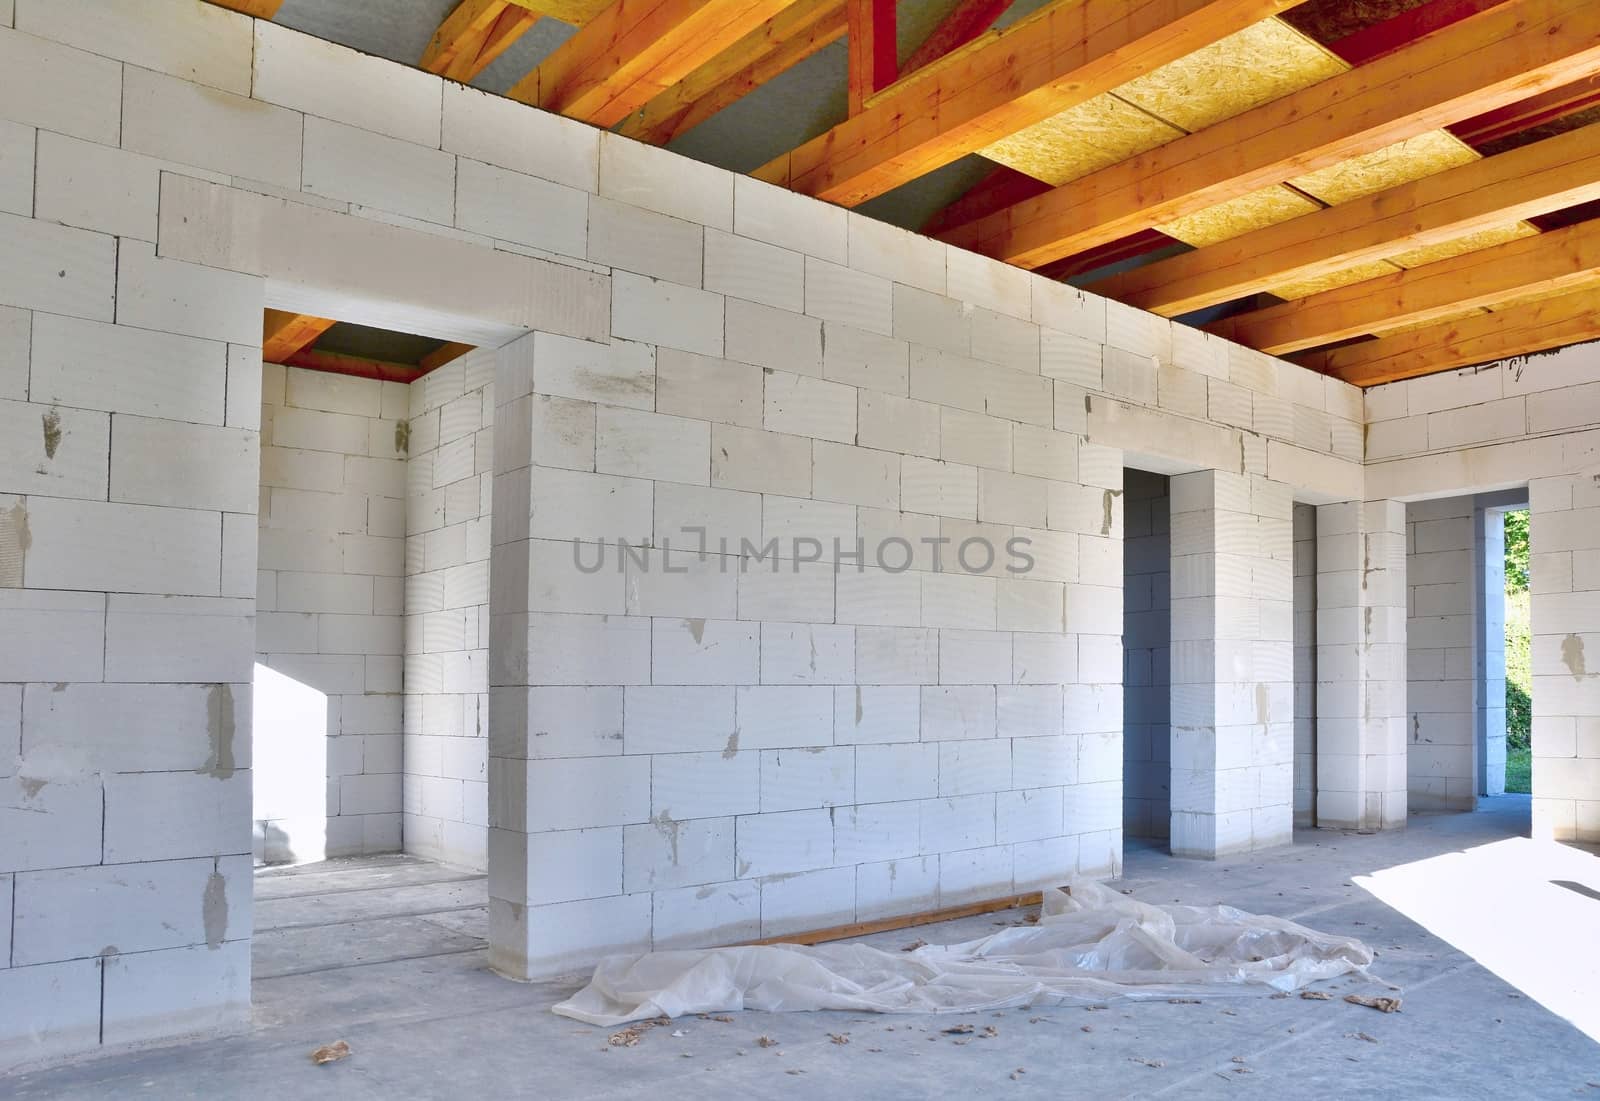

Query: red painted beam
847 0 897 114
900 0 1011 76
1318 0 1504 64
274 348 432 384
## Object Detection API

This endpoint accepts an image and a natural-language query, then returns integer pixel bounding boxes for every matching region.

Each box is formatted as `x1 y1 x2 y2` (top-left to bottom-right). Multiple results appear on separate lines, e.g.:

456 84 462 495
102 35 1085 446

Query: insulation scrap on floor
552 881 1378 1027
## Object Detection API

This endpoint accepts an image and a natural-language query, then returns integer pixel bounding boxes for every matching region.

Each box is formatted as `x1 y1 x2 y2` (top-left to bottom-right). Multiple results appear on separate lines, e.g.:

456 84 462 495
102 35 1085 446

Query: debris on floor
1345 994 1403 1013
309 1041 350 1066
1301 990 1333 1000
553 881 1383 1026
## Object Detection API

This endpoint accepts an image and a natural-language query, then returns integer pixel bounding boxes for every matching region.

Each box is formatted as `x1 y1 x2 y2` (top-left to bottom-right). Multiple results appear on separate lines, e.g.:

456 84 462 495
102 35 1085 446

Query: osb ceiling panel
1114 17 1346 132
980 94 1181 186
1387 221 1539 268
1268 259 1404 301
1288 130 1481 205
1158 184 1319 248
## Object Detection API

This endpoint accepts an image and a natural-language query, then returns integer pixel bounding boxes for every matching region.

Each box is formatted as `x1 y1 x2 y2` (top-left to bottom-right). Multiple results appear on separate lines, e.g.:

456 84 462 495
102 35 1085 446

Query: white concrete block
31 313 227 425
0 26 120 145
813 440 899 511
703 227 802 312
116 240 261 345
736 685 834 749
1032 280 1105 340
624 546 734 619
655 348 762 429
121 65 302 190
855 625 938 684
851 213 946 294
111 416 256 513
600 132 732 227
101 940 249 1046
612 270 723 357
761 622 853 685
516 756 649 831
805 256 892 336
979 468 1048 527
588 196 702 285
836 567 922 628
764 371 857 444
105 594 253 682
0 398 107 500
822 322 908 396
734 174 848 263
522 612 652 686
13 855 250 964
710 423 811 498
0 210 115 321
651 878 759 948
254 21 441 147
596 406 709 485
654 481 762 552
18 0 251 94
31 131 219 243
103 771 250 863
0 304 25 402
652 617 759 685
970 307 1040 374
442 82 597 192
650 752 757 820
737 560 834 622
920 793 995 853
529 466 652 544
760 865 856 937
902 456 978 519
531 331 654 411
760 746 853 810
854 741 938 805
0 589 103 681
302 116 455 226
859 391 941 459
856 855 938 921
921 685 996 741
0 959 101 1067
0 772 102 873
27 497 220 595
893 283 968 354
517 827 621 905
836 684 921 745
922 572 997 629
939 739 1012 797
623 816 735 891
724 298 822 377
735 808 833 878
937 628 1013 685
947 247 1030 320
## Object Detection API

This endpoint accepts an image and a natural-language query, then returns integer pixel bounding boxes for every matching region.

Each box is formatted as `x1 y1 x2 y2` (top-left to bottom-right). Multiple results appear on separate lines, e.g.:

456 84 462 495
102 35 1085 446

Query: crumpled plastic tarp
552 880 1379 1026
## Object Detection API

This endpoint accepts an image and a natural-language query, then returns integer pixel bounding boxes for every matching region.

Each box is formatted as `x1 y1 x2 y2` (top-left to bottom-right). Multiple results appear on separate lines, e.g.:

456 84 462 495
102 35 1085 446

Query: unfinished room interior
3 0 1600 1094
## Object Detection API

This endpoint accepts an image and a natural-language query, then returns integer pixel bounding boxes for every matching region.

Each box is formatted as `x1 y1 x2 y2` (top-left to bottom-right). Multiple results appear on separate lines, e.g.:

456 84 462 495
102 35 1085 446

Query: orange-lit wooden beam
422 0 542 83
508 0 799 128
754 0 1300 206
272 348 431 385
619 0 846 144
262 310 336 362
1209 217 1600 354
1299 284 1600 386
941 0 1600 269
899 0 1012 76
419 342 477 371
205 0 283 16
1090 122 1600 316
847 0 897 115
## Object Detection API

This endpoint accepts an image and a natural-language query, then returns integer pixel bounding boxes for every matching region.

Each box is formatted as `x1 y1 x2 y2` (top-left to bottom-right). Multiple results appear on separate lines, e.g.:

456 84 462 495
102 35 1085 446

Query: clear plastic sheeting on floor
552 881 1381 1027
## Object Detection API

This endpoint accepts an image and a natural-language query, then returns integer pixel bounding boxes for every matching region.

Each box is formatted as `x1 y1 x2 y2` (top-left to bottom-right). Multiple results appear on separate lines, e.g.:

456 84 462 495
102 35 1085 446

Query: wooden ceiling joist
1209 217 1600 355
619 0 846 145
1299 285 1600 387
1090 122 1600 316
275 349 431 385
421 0 541 83
753 0 1302 206
509 0 800 127
939 0 1600 270
847 0 897 115
262 310 337 363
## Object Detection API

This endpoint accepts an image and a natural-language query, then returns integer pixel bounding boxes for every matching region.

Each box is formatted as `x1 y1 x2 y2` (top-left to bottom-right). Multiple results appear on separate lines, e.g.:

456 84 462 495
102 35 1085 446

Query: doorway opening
1122 469 1170 843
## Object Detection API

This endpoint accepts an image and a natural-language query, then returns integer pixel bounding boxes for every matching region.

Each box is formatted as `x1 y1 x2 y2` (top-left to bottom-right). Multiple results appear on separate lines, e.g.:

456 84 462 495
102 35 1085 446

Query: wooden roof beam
1299 285 1600 387
754 0 1302 206
262 310 336 363
1209 217 1600 354
421 0 541 83
940 0 1600 269
205 0 283 16
1089 122 1600 316
508 0 801 127
619 0 846 145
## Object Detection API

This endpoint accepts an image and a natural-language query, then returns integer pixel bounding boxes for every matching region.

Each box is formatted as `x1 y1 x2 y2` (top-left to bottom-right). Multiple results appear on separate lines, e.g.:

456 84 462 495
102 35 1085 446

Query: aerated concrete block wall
1406 496 1479 811
254 365 408 861
0 0 1480 1063
1292 502 1316 826
403 351 493 872
1366 341 1600 841
1122 470 1170 839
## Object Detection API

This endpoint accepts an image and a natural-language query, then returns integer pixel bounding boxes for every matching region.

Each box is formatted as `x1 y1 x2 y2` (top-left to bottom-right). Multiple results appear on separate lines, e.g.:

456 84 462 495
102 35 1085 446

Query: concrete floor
9 797 1600 1098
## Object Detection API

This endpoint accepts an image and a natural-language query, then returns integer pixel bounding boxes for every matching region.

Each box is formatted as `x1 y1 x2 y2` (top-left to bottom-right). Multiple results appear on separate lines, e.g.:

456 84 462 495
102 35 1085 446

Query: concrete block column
1168 470 1294 858
1528 471 1600 843
484 332 652 981
1315 500 1407 831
